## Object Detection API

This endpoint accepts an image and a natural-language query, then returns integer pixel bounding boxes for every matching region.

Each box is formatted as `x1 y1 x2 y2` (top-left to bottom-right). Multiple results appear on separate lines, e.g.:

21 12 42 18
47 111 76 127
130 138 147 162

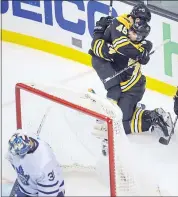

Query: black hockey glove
141 40 153 53
93 16 114 38
174 87 178 115
137 49 150 65
137 40 153 65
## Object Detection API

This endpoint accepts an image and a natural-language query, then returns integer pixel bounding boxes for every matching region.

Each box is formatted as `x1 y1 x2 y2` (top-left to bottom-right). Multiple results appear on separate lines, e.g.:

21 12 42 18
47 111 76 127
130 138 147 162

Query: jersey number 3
116 24 127 35
48 170 55 181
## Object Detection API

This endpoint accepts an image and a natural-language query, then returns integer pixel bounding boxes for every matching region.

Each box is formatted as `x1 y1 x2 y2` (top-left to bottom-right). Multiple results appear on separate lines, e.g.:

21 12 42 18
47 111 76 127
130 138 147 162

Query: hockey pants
92 56 151 134
92 56 122 101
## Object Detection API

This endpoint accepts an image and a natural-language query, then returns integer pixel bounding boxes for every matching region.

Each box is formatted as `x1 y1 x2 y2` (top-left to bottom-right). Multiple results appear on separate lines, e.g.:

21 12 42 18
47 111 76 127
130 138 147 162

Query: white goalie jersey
6 137 65 196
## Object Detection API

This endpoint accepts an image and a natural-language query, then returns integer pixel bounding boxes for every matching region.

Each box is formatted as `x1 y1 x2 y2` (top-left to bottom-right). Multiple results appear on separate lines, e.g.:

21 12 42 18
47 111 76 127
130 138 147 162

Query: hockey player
6 132 65 197
174 87 178 116
89 3 173 140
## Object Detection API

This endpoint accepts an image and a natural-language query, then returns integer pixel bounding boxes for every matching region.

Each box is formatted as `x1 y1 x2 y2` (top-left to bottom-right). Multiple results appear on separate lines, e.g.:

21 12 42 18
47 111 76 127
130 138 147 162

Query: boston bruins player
89 3 173 140
174 87 178 116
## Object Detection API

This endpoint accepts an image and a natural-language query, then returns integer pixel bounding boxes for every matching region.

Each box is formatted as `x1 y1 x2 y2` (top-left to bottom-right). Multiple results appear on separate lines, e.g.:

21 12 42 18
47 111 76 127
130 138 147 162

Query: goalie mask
8 132 32 157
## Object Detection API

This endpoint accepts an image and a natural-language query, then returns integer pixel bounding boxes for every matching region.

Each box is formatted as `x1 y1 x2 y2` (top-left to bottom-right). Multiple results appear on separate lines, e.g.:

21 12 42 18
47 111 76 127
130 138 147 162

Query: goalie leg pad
92 119 108 139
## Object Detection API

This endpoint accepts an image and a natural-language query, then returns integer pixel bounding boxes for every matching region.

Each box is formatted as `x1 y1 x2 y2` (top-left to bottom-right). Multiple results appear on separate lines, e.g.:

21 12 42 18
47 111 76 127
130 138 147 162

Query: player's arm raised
89 16 115 61
90 16 152 65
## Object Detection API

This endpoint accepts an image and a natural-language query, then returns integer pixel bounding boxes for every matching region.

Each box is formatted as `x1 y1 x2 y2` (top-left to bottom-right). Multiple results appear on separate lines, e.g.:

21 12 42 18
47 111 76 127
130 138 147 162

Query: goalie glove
174 87 178 115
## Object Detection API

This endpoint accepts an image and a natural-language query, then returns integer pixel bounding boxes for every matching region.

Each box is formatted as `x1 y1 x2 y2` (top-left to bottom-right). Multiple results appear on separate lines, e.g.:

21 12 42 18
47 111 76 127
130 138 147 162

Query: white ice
2 42 178 196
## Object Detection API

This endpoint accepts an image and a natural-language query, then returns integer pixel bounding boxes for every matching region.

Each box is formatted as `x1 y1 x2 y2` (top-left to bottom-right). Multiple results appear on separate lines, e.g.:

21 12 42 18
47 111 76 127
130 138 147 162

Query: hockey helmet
130 21 151 42
8 132 32 156
130 2 151 22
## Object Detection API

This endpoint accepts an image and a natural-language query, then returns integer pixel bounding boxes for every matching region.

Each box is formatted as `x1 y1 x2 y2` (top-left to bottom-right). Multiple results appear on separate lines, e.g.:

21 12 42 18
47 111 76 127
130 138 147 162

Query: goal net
7 82 171 196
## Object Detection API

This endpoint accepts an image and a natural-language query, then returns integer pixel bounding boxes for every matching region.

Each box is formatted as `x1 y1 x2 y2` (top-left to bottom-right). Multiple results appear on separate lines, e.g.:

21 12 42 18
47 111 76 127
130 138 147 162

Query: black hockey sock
130 108 150 133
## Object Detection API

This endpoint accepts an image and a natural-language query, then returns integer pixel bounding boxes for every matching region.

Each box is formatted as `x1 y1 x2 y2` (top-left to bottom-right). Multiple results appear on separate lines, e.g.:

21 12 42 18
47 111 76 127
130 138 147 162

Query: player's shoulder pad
116 14 132 30
31 140 54 169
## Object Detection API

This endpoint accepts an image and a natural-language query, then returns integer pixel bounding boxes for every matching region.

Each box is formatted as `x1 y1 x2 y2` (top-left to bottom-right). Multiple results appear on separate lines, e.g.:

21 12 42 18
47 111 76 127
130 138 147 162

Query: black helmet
130 3 151 22
130 21 151 42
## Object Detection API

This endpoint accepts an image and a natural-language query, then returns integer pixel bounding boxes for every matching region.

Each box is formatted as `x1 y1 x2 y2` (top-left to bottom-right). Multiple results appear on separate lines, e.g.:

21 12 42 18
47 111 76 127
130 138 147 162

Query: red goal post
15 82 117 196
12 82 176 196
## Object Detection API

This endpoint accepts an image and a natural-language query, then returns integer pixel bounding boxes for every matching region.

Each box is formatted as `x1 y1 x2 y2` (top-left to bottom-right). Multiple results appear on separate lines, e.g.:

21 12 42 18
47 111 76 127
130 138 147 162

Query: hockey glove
141 40 153 53
137 40 153 65
174 87 178 115
137 49 150 65
93 16 114 38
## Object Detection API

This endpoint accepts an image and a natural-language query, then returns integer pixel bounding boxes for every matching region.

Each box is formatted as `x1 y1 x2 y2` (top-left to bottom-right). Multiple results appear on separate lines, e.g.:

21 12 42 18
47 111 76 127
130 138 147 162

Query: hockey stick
159 116 178 145
103 39 170 83
9 107 51 196
36 106 52 136
109 0 113 16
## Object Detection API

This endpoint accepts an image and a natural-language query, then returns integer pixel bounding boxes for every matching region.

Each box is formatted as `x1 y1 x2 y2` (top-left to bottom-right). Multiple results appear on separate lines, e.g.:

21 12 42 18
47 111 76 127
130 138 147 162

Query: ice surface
2 42 178 196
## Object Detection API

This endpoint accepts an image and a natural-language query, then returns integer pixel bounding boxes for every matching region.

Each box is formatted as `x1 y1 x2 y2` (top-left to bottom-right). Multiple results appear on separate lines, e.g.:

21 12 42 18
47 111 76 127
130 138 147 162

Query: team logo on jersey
16 165 30 185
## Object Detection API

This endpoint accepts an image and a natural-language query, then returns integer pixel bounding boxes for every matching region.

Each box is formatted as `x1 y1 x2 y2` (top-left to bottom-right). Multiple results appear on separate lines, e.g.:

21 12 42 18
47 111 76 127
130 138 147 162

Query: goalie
6 132 65 197
89 3 173 140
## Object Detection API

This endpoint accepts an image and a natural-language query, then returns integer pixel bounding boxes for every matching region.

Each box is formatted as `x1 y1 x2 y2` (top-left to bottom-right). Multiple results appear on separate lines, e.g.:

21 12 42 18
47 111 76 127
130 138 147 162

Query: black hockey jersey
90 14 145 92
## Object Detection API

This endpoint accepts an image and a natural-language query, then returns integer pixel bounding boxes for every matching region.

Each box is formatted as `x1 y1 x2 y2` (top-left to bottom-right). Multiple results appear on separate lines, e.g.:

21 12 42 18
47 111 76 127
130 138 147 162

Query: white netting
6 82 171 196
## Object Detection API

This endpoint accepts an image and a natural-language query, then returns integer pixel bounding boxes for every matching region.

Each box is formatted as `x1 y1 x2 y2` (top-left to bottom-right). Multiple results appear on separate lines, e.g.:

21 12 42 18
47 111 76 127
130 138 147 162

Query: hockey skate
150 108 173 137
